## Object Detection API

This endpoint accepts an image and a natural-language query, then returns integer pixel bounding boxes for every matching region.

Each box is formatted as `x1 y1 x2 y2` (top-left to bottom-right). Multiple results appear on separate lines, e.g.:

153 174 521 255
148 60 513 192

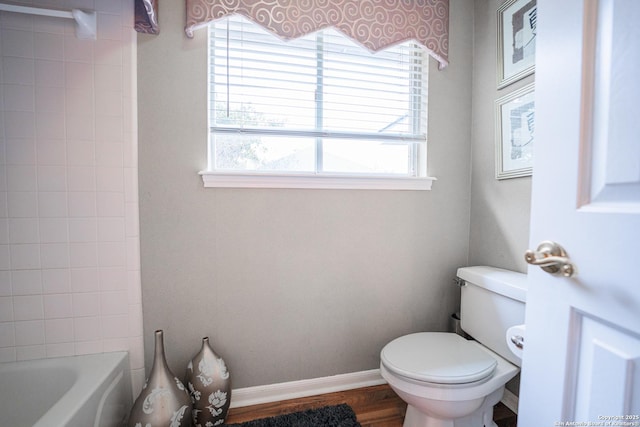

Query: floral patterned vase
128 330 192 427
185 337 232 427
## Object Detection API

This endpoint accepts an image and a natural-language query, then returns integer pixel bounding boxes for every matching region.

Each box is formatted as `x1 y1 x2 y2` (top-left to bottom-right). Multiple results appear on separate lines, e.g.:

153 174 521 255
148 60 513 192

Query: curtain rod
0 3 96 39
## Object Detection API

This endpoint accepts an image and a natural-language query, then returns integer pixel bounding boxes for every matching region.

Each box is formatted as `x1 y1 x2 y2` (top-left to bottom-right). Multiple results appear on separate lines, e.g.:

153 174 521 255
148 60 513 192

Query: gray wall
468 0 533 273
138 1 474 388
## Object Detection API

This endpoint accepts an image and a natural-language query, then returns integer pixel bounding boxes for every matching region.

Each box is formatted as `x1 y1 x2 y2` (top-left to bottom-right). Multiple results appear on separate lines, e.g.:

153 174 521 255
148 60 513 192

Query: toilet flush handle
510 335 524 350
525 240 576 277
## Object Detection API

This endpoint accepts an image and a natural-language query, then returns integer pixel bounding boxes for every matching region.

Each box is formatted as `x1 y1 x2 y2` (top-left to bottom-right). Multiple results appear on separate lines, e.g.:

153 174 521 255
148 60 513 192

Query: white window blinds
208 15 428 177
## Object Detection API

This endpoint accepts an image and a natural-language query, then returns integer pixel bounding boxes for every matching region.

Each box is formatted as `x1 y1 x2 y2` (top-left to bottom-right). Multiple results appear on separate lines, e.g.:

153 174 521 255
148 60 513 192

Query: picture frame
495 83 535 179
497 0 537 89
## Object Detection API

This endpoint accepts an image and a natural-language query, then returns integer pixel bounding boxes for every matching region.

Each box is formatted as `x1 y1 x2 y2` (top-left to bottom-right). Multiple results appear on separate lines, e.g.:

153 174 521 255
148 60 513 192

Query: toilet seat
380 332 497 385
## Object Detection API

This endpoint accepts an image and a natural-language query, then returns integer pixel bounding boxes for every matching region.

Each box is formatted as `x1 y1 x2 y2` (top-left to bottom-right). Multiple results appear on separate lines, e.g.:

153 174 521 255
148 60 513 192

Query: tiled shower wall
0 0 144 394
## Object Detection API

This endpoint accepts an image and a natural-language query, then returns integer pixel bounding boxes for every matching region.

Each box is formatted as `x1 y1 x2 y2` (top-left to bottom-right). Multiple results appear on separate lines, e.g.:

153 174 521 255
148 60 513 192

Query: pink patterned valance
135 0 159 34
185 0 449 68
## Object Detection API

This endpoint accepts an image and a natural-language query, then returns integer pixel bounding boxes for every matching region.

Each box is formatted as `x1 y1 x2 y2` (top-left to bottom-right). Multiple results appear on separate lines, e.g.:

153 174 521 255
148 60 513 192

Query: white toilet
380 266 527 427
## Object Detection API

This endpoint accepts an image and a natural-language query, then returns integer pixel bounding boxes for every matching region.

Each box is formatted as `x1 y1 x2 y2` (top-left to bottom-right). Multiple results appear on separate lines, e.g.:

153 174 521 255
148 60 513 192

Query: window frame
200 21 435 191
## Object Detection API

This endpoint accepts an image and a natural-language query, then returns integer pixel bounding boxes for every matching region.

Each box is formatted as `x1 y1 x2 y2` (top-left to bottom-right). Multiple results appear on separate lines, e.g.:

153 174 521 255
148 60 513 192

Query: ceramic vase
185 337 232 427
128 330 192 427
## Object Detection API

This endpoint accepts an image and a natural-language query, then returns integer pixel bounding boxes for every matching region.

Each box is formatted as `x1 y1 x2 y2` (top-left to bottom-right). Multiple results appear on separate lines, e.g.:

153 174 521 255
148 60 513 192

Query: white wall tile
99 266 126 290
6 138 37 165
0 297 14 322
67 192 96 217
0 322 16 347
40 243 69 269
35 60 64 87
123 169 138 203
97 13 122 41
103 337 128 352
0 9 34 31
42 269 70 294
66 88 94 116
0 193 7 218
101 314 127 338
45 342 74 358
67 141 95 166
69 242 97 268
15 344 45 361
66 114 95 140
100 290 127 315
10 244 41 270
67 166 96 192
1 0 143 388
3 111 35 138
97 192 124 217
3 85 35 112
35 86 65 113
7 165 37 191
39 218 68 243
96 143 123 167
72 292 100 317
74 315 101 341
8 218 39 244
95 115 122 142
11 270 42 295
43 293 73 319
128 303 142 337
70 267 99 293
45 318 73 343
126 270 141 305
75 340 102 355
0 347 16 362
14 319 44 345
97 218 124 242
1 29 34 58
96 167 123 192
37 166 67 192
34 33 63 61
94 39 122 66
13 295 43 321
69 218 97 242
95 65 122 92
64 36 94 63
33 14 68 35
35 112 65 140
0 219 7 245
2 57 34 85
0 245 10 271
98 241 125 267
95 90 122 116
38 192 68 217
36 141 67 166
0 271 11 296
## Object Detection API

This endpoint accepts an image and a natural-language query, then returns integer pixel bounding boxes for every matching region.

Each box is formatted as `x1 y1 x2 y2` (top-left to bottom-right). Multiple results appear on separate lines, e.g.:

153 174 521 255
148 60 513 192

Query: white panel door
518 0 640 425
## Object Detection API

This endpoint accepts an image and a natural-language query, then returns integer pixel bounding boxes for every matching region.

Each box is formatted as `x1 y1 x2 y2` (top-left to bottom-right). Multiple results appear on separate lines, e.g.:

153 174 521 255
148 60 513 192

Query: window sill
199 171 435 190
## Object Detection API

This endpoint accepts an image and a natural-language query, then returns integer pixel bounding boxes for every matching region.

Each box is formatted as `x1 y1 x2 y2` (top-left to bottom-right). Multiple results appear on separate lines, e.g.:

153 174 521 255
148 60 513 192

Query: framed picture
497 0 537 89
495 83 534 179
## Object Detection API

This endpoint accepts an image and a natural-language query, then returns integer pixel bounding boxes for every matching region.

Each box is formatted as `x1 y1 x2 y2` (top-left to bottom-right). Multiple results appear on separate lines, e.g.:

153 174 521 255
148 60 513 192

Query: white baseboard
230 369 387 408
231 368 520 414
501 388 519 414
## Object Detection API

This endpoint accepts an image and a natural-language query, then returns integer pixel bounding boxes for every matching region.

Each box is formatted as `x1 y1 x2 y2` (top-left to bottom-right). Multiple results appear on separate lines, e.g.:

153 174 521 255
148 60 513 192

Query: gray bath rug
226 403 361 427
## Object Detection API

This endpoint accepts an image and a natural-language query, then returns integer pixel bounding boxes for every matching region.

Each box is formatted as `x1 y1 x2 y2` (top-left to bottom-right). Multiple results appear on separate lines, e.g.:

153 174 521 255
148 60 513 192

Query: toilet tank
457 266 527 366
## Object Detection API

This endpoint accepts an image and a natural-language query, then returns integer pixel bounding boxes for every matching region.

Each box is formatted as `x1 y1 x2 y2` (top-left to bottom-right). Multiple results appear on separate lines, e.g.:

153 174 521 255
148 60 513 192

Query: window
201 15 434 190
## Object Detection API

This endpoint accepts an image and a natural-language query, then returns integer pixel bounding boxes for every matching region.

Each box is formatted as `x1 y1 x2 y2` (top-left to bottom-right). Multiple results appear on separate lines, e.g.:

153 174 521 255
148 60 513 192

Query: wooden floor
226 384 518 426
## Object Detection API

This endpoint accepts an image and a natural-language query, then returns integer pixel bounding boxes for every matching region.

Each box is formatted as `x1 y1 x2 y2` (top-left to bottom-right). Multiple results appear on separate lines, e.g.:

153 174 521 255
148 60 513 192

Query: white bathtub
0 352 132 427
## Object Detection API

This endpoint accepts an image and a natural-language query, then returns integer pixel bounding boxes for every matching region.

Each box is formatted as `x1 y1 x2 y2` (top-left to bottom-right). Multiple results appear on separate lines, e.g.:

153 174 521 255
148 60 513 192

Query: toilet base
402 388 504 427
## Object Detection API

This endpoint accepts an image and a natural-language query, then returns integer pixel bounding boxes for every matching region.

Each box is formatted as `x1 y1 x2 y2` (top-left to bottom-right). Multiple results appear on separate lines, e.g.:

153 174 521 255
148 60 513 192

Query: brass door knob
525 241 576 277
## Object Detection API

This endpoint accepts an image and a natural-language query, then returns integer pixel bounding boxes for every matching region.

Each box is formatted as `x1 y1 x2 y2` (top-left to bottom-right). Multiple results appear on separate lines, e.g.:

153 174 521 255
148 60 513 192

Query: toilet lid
381 332 497 384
